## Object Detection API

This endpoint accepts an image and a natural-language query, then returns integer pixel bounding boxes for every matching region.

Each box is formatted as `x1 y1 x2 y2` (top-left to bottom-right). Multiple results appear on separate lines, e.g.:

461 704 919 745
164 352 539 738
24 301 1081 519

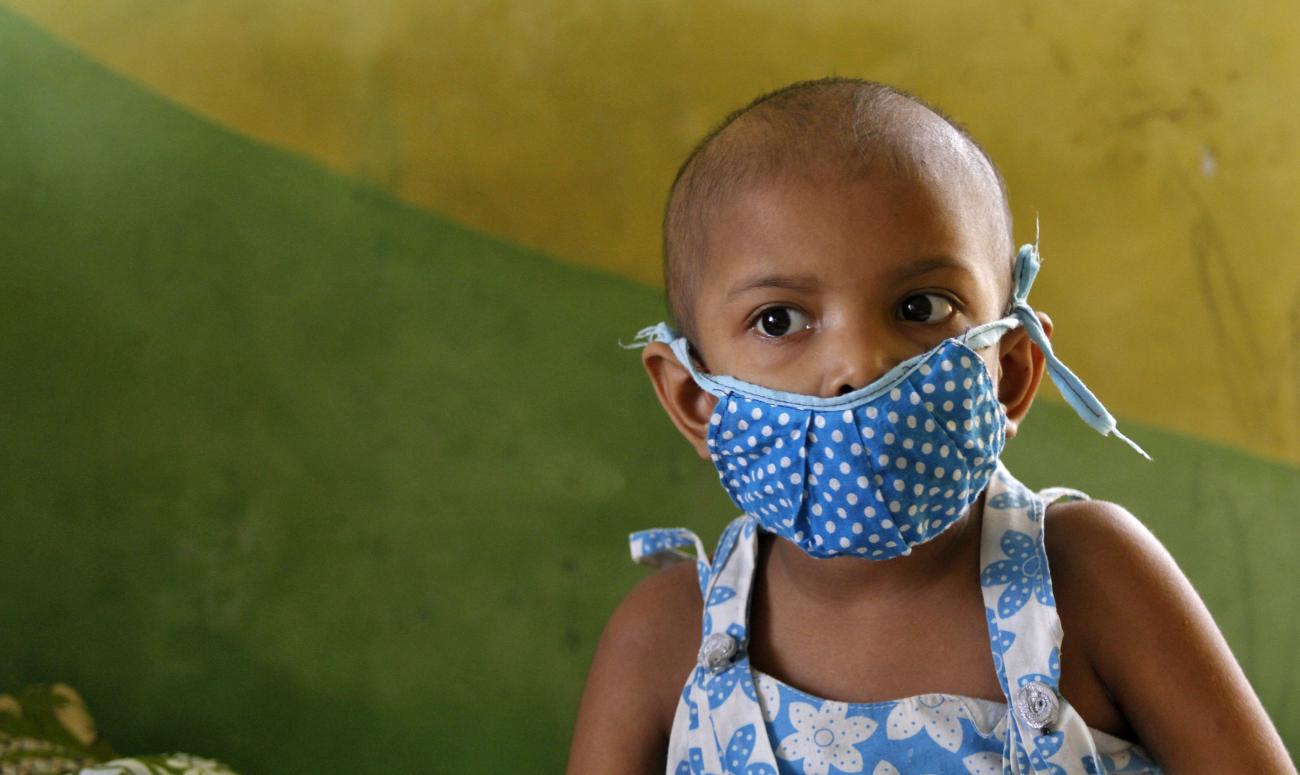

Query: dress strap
626 517 759 642
630 526 712 596
697 516 783 774
687 515 756 647
979 463 1103 772
634 516 784 774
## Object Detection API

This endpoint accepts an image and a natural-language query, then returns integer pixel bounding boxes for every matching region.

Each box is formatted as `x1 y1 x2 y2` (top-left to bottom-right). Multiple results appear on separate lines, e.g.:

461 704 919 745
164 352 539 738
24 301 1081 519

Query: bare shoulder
1041 497 1295 771
1040 496 1207 684
1041 496 1155 557
1039 497 1207 655
600 559 705 699
1040 497 1169 601
566 560 702 775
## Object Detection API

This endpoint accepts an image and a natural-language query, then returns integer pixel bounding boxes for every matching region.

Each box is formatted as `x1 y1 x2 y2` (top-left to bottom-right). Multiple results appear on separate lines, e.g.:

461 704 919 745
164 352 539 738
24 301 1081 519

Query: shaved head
663 78 1013 342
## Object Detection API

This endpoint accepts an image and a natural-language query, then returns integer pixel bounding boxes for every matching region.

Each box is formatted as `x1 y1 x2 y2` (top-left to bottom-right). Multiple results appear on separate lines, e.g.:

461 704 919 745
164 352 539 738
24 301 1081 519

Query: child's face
688 169 1011 398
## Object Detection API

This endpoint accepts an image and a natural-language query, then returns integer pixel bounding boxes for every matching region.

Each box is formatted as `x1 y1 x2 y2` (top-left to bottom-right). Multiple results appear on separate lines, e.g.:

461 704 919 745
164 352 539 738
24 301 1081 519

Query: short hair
662 78 1013 343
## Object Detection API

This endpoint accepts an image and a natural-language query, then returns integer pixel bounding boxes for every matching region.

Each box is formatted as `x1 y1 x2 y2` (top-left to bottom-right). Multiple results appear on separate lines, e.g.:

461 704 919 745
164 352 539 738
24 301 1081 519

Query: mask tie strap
620 322 677 350
1009 242 1151 460
621 323 733 399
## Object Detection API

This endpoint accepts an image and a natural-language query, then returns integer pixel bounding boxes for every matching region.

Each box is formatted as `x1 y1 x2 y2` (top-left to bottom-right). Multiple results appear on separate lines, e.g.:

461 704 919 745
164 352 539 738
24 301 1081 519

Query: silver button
698 632 737 671
1014 681 1059 730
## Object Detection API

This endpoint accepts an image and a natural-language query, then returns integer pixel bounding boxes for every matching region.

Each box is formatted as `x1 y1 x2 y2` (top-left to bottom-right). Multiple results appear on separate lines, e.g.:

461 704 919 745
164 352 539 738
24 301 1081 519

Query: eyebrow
893 255 971 280
724 255 972 301
725 273 822 301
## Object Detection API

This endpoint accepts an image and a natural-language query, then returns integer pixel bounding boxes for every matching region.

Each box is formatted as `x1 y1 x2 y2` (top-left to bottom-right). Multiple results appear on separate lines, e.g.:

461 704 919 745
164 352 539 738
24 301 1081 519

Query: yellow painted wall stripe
5 0 1296 464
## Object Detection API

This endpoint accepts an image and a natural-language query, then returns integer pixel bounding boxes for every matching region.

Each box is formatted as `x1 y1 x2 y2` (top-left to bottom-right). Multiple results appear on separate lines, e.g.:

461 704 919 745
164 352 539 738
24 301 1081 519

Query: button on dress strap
632 517 784 773
979 463 1104 772
695 515 783 774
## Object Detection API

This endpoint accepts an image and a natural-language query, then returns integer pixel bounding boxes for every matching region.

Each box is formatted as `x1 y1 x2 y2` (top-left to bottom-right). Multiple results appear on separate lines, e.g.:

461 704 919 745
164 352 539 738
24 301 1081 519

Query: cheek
977 349 1002 396
693 330 825 395
719 356 826 395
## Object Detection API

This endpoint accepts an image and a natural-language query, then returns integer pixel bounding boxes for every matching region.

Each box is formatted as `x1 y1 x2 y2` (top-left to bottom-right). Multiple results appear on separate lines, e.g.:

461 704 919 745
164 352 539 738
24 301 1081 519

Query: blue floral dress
630 463 1161 775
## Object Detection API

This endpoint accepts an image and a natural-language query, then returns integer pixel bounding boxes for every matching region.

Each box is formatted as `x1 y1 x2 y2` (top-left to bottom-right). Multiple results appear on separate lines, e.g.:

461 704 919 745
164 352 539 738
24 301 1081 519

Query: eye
898 293 956 323
752 306 811 338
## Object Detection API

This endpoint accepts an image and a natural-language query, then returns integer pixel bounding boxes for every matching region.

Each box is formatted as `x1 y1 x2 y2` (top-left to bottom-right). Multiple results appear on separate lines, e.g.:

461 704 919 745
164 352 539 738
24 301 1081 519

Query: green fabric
0 684 236 775
0 6 1295 772
81 754 238 775
0 684 115 764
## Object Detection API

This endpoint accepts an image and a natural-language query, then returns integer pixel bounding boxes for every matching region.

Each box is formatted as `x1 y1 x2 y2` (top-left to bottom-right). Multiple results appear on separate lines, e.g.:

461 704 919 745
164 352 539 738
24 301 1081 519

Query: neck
762 492 987 605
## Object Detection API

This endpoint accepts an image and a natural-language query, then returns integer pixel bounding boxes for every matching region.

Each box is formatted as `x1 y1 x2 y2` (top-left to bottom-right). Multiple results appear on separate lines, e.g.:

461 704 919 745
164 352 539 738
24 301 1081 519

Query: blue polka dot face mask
630 242 1149 560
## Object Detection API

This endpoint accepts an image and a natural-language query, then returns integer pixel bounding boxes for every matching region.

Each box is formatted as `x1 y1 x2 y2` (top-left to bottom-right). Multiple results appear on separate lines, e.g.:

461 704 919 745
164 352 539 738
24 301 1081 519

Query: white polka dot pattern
704 340 1006 559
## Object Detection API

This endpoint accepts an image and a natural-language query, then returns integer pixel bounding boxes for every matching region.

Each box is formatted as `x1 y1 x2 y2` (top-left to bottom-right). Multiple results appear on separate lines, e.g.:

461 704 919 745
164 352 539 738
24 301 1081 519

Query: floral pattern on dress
1029 730 1068 775
961 750 1003 774
676 655 1159 775
756 670 1006 775
774 701 877 775
755 672 782 722
678 747 706 775
884 694 968 753
682 681 701 731
1019 647 1061 691
710 586 738 606
706 662 759 710
980 529 1055 618
704 587 746 638
987 489 1033 513
984 607 1016 696
724 724 779 775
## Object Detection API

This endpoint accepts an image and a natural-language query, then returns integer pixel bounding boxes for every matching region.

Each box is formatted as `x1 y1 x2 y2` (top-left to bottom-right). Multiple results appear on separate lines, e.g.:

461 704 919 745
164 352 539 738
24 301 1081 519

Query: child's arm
1047 500 1296 773
567 561 702 775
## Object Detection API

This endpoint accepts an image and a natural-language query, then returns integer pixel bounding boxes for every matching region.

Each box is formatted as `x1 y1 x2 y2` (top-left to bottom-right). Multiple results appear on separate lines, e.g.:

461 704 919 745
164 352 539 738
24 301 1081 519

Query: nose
824 329 893 397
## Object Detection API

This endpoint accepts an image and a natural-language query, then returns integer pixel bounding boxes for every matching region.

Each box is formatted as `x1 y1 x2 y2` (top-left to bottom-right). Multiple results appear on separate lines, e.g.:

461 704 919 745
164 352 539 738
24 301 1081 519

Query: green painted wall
0 6 1295 772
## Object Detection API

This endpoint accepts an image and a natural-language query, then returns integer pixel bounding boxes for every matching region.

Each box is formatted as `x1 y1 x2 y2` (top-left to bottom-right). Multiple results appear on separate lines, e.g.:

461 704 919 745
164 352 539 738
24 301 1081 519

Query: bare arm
1049 500 1295 773
567 561 702 775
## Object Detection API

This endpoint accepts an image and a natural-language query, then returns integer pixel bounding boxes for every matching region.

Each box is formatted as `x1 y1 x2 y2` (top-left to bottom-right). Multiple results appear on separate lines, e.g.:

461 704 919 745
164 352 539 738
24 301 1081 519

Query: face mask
629 242 1148 560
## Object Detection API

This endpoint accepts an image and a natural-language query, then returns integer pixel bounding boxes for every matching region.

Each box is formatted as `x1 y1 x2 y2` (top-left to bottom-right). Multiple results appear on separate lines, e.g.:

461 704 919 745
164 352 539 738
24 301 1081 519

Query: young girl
567 78 1293 774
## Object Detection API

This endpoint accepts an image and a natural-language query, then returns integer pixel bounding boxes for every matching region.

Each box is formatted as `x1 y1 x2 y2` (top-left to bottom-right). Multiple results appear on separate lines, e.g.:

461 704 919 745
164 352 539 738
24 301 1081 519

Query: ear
996 311 1052 441
641 342 717 459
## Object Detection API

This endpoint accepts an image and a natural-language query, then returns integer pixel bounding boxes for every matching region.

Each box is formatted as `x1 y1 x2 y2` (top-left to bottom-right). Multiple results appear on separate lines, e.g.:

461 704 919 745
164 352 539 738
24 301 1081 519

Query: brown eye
899 293 955 323
754 306 810 337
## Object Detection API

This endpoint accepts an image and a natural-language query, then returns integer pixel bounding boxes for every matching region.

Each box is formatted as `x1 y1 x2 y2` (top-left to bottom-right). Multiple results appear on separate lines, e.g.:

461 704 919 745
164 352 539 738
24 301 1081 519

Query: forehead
698 166 1009 307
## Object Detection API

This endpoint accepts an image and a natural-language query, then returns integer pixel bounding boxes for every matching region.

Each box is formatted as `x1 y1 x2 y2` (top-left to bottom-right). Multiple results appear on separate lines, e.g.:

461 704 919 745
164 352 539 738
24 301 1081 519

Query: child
567 79 1293 774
